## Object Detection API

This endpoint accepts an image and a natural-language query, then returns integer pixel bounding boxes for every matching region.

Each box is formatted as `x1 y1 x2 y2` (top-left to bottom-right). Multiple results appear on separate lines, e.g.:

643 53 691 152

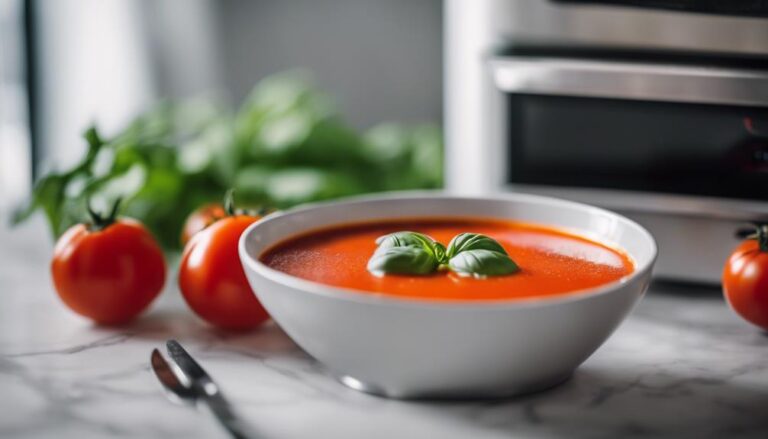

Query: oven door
490 54 768 283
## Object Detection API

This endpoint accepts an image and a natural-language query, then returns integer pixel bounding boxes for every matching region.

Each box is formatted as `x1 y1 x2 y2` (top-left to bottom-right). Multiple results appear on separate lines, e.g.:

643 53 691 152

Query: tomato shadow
119 308 205 340
121 305 306 360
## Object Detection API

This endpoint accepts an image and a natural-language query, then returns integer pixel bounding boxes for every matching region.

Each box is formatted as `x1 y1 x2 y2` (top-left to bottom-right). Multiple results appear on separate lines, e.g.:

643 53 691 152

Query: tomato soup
260 218 634 301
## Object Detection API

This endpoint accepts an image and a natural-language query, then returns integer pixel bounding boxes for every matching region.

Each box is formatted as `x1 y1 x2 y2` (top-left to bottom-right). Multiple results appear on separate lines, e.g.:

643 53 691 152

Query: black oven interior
552 0 768 17
506 95 768 201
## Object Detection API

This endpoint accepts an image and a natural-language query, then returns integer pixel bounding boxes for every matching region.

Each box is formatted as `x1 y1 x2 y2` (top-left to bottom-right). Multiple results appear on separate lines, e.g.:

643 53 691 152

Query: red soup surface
261 218 634 301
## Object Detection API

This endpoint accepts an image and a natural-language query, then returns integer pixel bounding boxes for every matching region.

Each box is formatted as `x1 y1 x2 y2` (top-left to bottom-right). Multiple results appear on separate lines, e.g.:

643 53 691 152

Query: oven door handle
490 56 768 107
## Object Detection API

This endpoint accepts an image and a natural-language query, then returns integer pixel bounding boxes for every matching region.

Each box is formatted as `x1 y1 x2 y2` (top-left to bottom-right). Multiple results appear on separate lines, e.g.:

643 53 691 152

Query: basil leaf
367 246 438 276
446 233 509 258
432 241 447 264
374 231 449 263
375 231 435 250
448 249 519 278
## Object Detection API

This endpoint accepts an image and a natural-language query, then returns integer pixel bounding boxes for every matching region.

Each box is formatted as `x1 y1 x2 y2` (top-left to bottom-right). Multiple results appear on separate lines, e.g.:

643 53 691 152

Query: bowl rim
238 190 657 310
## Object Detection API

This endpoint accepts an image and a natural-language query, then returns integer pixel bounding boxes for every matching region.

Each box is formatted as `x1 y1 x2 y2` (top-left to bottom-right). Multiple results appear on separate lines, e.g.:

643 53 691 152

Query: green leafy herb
375 231 446 261
367 231 519 278
448 249 519 278
12 71 443 250
368 231 442 276
367 246 439 276
375 231 435 250
446 232 509 258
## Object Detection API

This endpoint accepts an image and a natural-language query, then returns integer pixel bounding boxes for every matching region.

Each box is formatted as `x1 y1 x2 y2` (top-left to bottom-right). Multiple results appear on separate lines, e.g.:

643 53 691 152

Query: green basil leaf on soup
374 231 448 263
432 241 447 264
448 249 519 278
446 233 509 258
376 231 434 250
367 246 439 276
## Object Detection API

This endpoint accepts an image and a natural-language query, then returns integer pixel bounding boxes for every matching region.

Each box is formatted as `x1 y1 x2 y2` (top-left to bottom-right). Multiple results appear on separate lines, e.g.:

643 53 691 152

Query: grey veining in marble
1 217 767 438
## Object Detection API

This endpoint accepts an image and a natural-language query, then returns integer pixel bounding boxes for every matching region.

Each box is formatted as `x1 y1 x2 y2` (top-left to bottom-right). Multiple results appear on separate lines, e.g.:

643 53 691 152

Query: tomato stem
223 189 236 216
222 188 274 218
758 225 768 252
87 198 122 231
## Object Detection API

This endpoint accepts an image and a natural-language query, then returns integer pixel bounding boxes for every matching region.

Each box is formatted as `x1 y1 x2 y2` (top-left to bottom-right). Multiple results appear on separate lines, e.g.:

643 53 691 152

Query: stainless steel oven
445 0 768 283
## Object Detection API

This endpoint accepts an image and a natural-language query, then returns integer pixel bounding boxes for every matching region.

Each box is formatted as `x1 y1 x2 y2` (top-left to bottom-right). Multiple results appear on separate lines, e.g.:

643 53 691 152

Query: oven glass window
507 95 768 200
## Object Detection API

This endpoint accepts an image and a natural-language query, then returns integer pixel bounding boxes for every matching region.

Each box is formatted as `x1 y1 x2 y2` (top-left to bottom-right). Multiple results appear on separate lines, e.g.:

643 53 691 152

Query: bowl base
335 372 573 400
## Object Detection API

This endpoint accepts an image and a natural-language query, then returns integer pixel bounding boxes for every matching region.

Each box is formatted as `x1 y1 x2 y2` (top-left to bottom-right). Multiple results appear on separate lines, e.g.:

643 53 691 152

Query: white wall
216 0 443 129
0 0 31 210
34 0 156 171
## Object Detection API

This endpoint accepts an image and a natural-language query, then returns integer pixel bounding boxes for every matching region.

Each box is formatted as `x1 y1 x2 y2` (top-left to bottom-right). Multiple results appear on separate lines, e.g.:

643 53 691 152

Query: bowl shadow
402 366 768 438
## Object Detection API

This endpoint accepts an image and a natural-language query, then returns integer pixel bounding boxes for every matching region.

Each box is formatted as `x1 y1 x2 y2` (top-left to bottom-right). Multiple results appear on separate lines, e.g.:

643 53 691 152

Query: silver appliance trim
493 0 768 56
504 184 768 222
491 57 768 106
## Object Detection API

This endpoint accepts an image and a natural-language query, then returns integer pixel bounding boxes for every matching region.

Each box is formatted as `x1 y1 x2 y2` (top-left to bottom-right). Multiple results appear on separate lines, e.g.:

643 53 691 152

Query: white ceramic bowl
239 192 656 398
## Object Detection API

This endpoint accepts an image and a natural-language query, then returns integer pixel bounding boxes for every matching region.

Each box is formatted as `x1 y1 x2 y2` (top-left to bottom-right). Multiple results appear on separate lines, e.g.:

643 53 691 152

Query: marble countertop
1 218 767 439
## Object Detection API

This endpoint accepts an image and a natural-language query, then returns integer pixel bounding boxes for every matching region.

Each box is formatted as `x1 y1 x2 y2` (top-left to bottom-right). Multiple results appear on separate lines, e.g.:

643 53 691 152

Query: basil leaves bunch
366 231 518 278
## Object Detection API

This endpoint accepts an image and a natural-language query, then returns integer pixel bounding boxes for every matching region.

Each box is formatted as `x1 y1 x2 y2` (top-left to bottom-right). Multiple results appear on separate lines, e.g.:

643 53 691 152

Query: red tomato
178 215 268 330
723 238 768 331
180 203 226 246
51 219 166 325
